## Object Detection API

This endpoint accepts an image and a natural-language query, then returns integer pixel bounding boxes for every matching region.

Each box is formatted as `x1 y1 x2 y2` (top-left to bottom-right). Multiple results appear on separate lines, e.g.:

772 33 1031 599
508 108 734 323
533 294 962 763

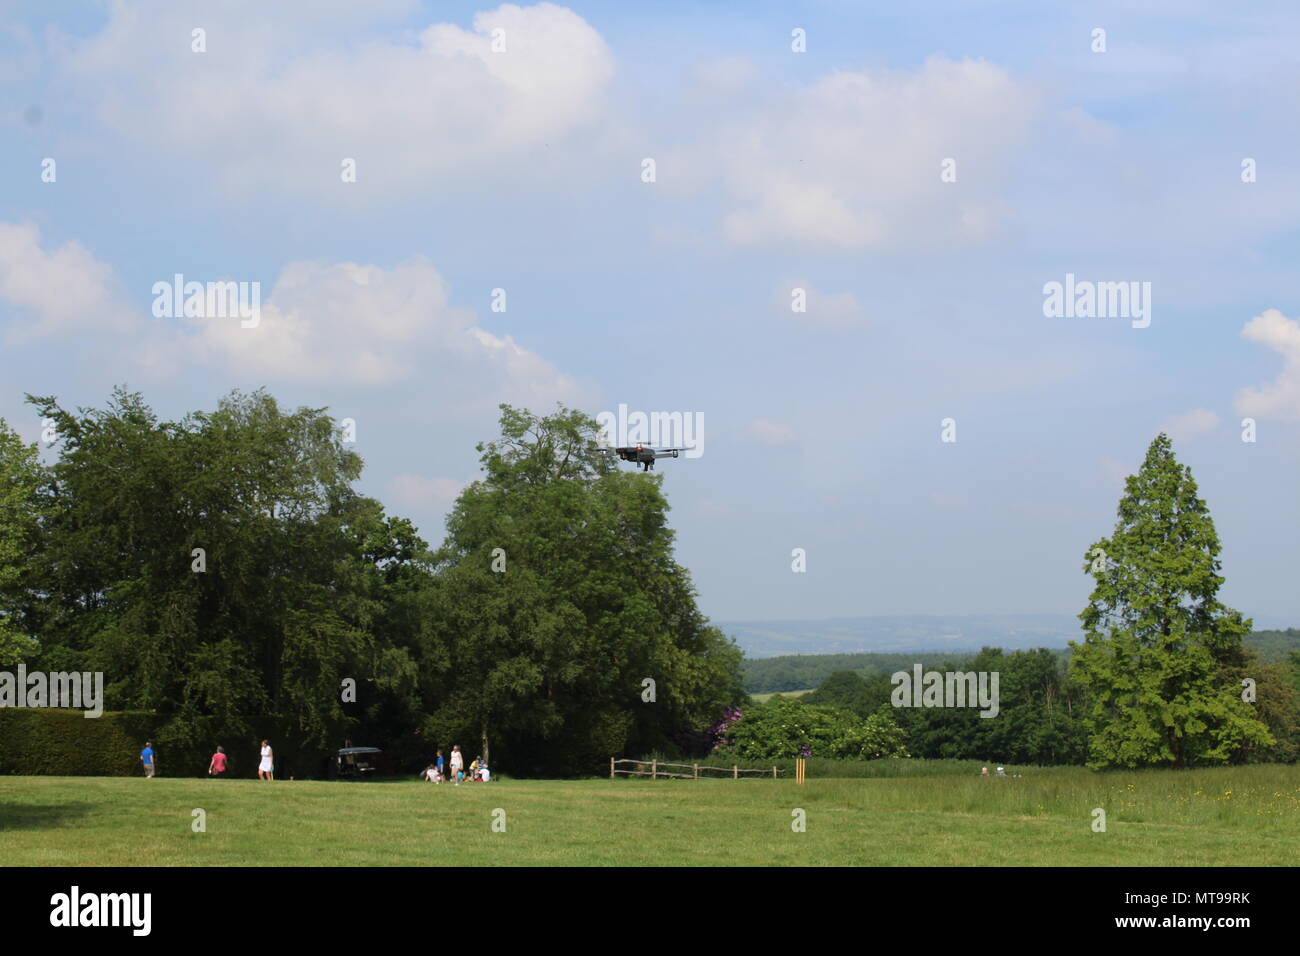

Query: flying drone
602 444 684 471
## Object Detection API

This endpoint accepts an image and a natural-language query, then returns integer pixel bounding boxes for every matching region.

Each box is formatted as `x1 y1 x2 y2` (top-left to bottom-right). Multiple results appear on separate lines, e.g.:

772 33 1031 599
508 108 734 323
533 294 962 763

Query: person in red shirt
207 746 228 778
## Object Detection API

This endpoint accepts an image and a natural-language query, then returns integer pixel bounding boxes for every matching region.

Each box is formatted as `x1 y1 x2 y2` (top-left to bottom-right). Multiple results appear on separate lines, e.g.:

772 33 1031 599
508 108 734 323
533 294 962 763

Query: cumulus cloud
748 419 797 446
685 55 759 105
702 57 1036 248
1235 308 1300 422
0 222 134 342
1056 106 1119 148
176 258 585 407
0 222 584 410
1161 408 1219 444
777 280 866 330
54 2 615 195
187 258 451 383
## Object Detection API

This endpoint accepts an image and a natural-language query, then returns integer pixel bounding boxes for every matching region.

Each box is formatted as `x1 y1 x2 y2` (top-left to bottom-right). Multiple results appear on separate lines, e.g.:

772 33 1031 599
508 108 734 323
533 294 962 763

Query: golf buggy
334 745 382 780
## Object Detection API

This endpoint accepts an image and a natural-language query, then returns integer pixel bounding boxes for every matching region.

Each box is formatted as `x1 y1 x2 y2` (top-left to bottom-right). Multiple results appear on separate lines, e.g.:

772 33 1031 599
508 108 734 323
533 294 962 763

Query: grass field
750 689 814 703
3 764 1297 866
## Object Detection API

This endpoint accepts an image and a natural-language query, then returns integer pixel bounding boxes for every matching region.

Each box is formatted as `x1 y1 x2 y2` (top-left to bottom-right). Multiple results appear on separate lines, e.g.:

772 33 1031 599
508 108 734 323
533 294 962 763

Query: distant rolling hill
718 614 1081 659
732 622 1300 694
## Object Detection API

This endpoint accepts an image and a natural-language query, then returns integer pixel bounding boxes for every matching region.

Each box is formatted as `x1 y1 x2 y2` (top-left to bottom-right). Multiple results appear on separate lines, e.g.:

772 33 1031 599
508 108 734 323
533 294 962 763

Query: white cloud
748 419 797 446
183 257 585 408
1236 308 1300 422
1056 107 1119 148
778 280 866 330
188 258 456 384
0 222 585 411
704 57 1036 248
685 56 759 105
55 2 615 195
1161 408 1219 444
0 222 134 342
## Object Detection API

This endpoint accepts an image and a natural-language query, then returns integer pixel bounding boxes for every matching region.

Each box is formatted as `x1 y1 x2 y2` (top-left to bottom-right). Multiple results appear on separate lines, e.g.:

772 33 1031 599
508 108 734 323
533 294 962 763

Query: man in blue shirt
140 742 156 778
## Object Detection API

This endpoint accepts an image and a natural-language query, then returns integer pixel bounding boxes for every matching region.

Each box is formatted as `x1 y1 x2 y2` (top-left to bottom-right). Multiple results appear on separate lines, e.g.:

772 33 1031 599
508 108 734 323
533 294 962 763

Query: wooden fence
611 757 784 780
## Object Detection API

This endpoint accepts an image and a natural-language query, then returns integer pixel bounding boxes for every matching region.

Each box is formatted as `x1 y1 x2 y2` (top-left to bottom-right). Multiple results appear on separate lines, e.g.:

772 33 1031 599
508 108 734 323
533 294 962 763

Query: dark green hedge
0 709 332 778
0 709 156 776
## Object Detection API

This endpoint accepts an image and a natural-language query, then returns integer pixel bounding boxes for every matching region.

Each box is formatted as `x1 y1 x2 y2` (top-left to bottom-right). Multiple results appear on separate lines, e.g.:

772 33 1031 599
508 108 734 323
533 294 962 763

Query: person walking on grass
258 740 274 781
450 745 463 786
140 741 156 778
208 746 227 778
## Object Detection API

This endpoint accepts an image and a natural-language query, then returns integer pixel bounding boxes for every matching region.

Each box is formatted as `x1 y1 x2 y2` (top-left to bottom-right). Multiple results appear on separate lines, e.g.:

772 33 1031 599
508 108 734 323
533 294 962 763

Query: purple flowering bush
674 704 743 756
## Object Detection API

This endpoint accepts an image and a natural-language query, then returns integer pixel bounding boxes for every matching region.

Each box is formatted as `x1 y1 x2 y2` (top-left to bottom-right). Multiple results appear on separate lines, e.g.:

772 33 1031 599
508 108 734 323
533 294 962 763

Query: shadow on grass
0 801 91 831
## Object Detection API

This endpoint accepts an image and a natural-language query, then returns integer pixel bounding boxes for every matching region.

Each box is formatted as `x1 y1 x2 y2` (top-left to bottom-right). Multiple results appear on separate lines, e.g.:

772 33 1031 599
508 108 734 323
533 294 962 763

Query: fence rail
610 758 784 780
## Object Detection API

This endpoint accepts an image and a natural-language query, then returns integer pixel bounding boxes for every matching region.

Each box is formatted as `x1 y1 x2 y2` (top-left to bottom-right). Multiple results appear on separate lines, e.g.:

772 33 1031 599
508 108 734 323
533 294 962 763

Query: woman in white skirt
258 740 274 781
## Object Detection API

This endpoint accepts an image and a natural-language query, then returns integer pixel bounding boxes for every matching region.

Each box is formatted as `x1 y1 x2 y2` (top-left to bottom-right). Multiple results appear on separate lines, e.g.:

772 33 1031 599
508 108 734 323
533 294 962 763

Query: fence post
610 757 615 779
772 766 777 779
733 765 738 780
651 758 657 780
693 763 699 780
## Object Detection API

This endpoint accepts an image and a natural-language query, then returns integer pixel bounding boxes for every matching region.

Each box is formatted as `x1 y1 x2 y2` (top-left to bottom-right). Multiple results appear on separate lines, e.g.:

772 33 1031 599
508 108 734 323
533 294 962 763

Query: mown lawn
749 689 815 703
1 764 1296 866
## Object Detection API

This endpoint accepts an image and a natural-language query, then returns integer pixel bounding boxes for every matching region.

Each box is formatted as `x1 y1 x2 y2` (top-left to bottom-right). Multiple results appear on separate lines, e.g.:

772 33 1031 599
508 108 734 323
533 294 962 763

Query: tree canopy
1069 433 1272 768
420 404 743 773
0 418 43 666
3 391 743 776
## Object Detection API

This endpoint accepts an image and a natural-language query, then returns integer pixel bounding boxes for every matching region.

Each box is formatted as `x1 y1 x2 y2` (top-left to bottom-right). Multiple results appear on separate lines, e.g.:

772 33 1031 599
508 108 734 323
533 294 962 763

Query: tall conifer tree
1070 434 1271 768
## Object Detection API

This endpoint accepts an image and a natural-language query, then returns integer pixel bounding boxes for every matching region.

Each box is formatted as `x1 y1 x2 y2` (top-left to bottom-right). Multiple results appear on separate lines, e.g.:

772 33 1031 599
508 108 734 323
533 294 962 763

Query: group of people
422 744 490 785
138 740 276 780
144 739 500 784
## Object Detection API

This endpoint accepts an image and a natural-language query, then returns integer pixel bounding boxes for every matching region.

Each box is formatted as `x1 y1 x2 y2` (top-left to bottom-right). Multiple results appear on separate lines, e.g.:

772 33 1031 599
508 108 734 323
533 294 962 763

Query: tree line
3 391 1291 774
0 390 743 776
733 435 1297 769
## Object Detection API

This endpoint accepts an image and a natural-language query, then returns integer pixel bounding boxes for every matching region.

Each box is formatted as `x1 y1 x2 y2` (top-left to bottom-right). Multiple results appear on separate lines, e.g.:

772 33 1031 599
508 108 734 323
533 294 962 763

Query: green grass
2 764 1297 866
631 756 1011 779
750 689 814 703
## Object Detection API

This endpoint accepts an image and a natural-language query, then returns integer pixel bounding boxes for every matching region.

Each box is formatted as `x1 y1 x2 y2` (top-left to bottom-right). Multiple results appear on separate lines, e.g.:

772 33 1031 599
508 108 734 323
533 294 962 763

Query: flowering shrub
674 704 743 756
717 696 909 760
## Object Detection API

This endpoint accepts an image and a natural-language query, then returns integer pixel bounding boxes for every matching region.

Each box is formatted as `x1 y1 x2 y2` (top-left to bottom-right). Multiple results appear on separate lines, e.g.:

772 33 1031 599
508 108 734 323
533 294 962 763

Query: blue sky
2 1 1298 626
